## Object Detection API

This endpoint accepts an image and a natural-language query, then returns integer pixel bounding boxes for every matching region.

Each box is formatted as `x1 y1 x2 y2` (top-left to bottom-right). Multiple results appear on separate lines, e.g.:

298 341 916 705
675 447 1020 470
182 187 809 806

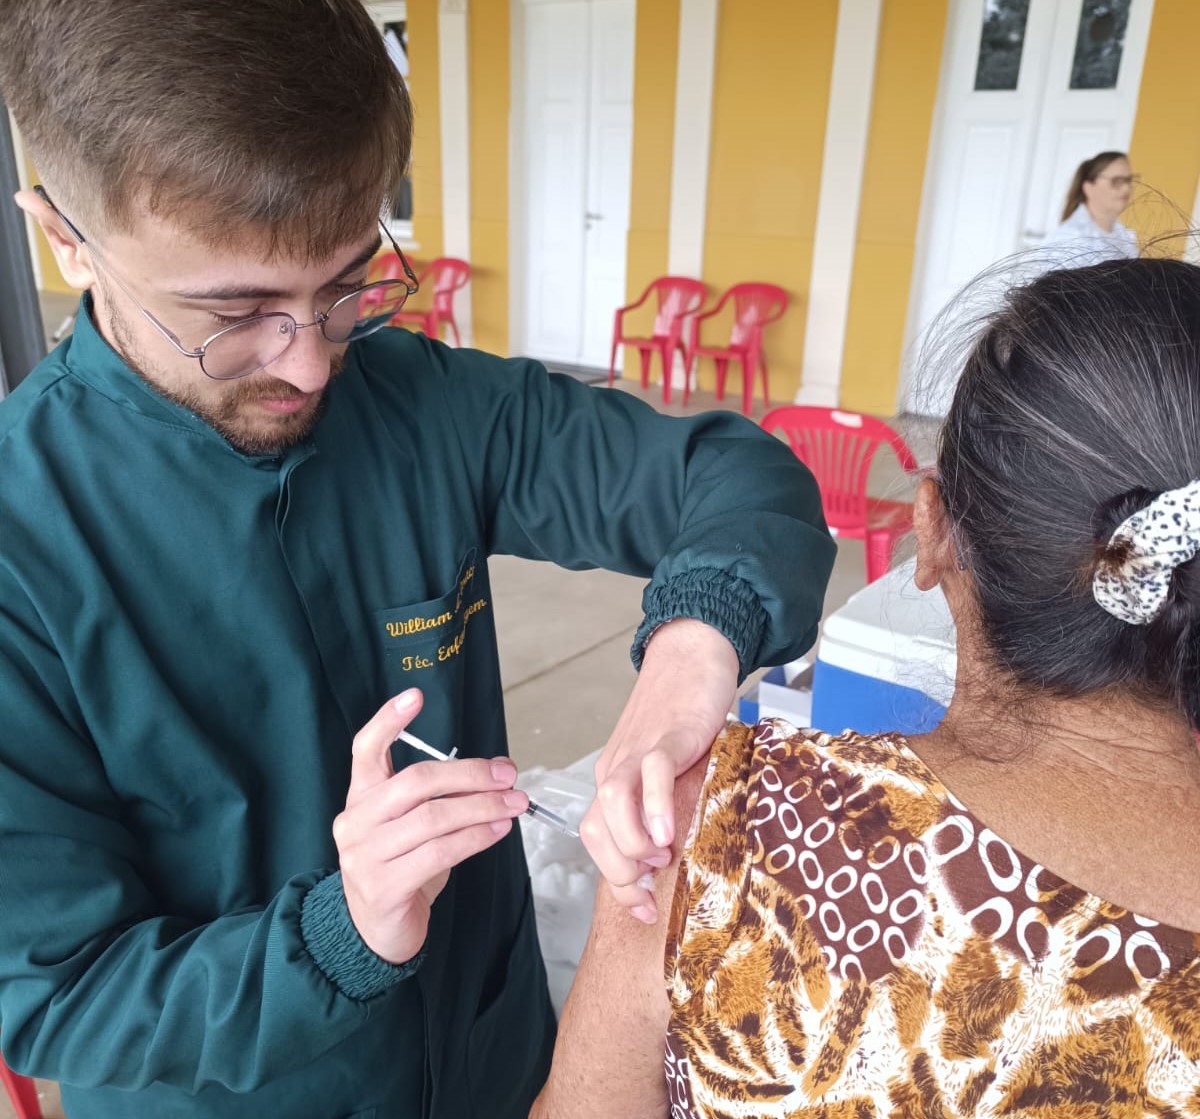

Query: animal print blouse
663 720 1200 1117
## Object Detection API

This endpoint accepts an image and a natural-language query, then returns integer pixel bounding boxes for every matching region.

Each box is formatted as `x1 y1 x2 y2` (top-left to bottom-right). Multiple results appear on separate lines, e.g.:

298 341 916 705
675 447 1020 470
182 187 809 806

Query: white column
1186 173 1200 265
438 0 473 344
665 0 719 389
666 0 719 278
796 0 883 406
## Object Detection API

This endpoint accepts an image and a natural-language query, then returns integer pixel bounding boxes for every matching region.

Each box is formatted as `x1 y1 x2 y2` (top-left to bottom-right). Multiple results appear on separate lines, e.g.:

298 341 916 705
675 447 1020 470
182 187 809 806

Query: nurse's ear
14 188 99 291
913 477 959 592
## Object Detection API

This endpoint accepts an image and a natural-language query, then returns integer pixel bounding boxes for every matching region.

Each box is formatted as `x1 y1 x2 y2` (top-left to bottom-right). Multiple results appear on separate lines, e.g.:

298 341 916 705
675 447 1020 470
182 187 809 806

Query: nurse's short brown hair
0 0 412 259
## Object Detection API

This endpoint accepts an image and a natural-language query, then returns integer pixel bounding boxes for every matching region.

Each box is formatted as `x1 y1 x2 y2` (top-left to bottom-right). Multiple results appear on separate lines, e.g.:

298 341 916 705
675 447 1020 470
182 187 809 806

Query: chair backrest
360 252 408 312
760 405 917 530
725 283 789 348
650 277 707 340
366 252 406 285
420 258 472 315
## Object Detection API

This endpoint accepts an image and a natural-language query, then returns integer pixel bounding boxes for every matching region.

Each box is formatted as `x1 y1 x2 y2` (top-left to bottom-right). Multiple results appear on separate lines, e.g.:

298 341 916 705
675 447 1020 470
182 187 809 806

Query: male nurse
0 1 833 1114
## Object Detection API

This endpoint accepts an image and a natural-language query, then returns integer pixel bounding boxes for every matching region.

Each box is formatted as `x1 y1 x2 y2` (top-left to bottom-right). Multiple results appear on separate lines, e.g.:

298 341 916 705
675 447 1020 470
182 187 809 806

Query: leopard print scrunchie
1092 479 1200 624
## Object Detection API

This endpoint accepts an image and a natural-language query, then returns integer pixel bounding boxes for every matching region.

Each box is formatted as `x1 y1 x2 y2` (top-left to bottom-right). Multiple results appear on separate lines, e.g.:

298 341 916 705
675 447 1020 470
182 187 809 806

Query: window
367 2 413 242
973 0 1032 92
1069 0 1131 90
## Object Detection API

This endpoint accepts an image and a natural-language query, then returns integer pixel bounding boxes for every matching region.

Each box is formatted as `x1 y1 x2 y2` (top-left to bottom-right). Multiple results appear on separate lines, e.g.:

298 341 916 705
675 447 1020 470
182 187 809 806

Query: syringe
395 729 580 838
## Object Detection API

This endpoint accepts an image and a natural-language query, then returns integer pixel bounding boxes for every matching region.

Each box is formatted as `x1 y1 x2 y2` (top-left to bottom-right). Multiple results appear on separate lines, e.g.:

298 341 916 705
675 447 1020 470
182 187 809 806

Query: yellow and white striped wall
20 0 1200 416
415 0 1200 414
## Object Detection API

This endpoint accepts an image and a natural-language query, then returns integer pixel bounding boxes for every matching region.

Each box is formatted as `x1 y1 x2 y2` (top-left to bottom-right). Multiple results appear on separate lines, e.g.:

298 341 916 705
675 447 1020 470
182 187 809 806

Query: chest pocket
373 549 486 755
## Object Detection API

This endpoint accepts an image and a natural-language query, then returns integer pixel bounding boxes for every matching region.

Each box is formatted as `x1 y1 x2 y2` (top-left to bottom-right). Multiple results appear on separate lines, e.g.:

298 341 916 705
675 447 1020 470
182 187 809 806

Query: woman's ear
913 477 957 592
14 189 98 291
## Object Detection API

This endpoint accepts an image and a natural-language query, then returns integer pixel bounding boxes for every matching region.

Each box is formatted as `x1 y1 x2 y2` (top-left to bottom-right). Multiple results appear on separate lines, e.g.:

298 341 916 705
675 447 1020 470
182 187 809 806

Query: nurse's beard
103 291 344 455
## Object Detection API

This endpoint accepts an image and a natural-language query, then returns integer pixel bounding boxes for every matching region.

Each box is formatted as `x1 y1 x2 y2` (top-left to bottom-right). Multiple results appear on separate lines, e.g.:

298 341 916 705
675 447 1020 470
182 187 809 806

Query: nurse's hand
334 688 529 965
580 618 738 923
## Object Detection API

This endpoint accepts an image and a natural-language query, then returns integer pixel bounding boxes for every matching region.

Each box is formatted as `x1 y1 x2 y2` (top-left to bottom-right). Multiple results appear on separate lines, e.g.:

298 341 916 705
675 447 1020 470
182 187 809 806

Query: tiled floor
3 309 927 1117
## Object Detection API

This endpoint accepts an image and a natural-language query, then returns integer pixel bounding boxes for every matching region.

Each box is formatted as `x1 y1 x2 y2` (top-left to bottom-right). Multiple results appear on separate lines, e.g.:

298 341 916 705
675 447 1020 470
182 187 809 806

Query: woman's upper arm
530 756 709 1119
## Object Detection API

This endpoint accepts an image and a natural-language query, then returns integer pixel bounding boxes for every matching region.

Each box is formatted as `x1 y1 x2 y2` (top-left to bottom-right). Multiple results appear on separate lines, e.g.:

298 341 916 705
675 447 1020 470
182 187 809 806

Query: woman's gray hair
929 256 1200 726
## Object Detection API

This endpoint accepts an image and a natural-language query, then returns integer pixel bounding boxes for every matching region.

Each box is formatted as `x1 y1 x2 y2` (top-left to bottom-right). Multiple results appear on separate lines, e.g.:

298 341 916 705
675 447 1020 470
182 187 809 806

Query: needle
395 729 580 838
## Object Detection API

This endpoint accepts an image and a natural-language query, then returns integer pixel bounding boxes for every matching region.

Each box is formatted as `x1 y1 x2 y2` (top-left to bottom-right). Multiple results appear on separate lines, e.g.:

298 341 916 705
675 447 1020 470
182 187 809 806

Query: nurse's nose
268 319 339 395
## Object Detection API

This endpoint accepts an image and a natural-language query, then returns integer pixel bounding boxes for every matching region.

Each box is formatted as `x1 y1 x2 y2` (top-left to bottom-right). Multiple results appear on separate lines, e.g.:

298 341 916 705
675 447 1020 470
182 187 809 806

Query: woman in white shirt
1045 150 1137 265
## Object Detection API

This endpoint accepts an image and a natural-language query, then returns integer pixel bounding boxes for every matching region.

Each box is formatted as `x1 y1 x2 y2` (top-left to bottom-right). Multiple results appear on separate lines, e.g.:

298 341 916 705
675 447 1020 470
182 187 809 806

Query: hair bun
1092 481 1200 625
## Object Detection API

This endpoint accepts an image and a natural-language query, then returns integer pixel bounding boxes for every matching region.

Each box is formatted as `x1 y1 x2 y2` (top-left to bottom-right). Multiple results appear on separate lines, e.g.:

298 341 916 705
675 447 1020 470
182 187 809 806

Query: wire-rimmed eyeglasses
34 185 420 380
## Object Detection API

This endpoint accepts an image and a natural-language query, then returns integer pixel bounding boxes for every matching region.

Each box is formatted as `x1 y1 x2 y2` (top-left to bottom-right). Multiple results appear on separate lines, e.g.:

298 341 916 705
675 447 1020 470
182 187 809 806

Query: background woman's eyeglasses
34 185 420 380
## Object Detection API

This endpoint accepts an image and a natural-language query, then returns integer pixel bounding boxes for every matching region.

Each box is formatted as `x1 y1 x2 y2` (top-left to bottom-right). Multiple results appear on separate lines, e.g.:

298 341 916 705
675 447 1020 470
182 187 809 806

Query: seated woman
533 258 1200 1117
1044 150 1138 265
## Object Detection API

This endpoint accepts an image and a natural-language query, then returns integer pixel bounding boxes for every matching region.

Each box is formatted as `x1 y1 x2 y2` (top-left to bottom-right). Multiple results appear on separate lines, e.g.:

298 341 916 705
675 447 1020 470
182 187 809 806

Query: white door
1021 0 1152 248
522 0 635 368
905 0 1153 415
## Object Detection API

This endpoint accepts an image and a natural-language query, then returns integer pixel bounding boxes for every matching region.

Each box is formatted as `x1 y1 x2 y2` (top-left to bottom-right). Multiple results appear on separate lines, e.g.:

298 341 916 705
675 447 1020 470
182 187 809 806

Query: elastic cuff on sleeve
300 872 424 1002
631 567 767 681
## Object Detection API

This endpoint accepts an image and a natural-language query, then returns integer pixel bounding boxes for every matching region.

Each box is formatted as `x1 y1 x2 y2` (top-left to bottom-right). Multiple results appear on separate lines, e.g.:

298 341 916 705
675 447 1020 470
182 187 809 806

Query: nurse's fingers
339 758 521 841
585 747 709 921
639 748 679 850
606 873 660 925
340 814 518 965
579 796 668 895
590 753 672 865
395 818 519 898
362 788 530 864
347 689 423 803
379 759 522 825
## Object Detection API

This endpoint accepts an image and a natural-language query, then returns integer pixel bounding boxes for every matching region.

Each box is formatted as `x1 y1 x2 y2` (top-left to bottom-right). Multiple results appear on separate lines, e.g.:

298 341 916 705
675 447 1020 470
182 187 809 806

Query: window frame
366 1 416 247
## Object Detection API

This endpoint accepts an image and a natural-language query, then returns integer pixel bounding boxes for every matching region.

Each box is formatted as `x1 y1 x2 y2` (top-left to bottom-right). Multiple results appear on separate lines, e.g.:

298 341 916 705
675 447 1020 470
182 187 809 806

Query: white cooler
810 559 957 735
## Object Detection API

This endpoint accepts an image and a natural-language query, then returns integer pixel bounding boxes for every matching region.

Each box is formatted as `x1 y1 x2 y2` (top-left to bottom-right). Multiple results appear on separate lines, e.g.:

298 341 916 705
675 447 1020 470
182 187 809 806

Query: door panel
944 125 1022 283
905 0 1152 415
580 0 635 367
524 2 589 362
1020 0 1153 245
522 0 634 367
910 0 1055 390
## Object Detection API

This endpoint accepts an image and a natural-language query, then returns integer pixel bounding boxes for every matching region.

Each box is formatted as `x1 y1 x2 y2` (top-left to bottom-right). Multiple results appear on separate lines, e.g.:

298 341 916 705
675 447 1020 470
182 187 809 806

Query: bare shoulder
908 728 1200 930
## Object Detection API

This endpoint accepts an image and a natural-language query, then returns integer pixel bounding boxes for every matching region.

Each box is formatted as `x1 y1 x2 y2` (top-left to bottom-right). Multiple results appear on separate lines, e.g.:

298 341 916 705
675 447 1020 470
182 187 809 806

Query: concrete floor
4 306 929 1118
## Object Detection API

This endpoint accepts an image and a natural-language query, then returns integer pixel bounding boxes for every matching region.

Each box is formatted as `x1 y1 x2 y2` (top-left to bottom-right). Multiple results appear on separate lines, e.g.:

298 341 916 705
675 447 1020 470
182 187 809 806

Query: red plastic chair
687 283 789 415
608 277 707 403
0 1054 43 1119
366 251 408 285
356 251 410 318
391 257 471 346
761 405 918 583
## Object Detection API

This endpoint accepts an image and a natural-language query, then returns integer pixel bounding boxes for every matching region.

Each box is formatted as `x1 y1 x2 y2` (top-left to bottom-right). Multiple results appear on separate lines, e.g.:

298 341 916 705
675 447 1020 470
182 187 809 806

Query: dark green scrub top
0 299 833 1117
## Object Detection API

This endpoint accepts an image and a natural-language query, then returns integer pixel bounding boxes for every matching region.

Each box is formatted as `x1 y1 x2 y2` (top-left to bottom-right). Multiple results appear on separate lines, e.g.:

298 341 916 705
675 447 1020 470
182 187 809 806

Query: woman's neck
919 670 1198 787
1086 202 1118 233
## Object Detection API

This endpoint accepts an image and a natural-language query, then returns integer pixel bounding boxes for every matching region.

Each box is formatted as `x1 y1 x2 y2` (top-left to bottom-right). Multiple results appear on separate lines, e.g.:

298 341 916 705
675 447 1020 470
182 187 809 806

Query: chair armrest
692 299 726 326
687 294 731 349
615 283 655 318
893 443 921 474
